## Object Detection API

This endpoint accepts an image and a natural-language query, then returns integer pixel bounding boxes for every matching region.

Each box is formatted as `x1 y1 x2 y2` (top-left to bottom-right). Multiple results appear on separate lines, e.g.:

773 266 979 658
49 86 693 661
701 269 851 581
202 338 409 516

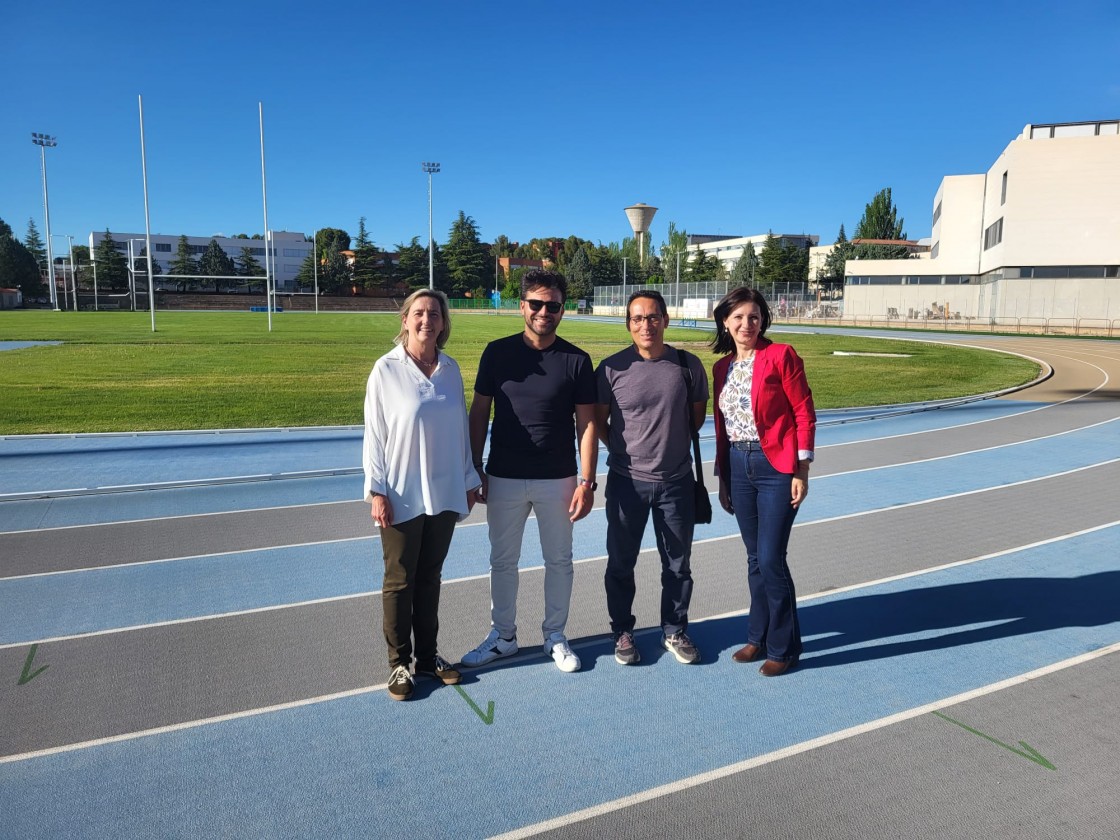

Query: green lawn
0 310 1040 434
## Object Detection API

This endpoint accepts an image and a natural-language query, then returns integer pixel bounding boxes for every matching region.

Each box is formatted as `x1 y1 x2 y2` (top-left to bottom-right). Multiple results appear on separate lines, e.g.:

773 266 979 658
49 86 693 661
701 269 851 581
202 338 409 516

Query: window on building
983 218 1003 250
932 200 942 226
155 243 171 252
931 242 939 259
1001 171 1007 205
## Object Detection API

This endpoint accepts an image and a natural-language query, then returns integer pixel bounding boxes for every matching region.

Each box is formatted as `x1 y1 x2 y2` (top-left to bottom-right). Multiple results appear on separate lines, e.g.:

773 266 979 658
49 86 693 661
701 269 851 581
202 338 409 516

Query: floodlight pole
66 235 76 310
312 231 319 313
422 162 440 290
138 94 156 331
259 102 272 332
31 133 59 311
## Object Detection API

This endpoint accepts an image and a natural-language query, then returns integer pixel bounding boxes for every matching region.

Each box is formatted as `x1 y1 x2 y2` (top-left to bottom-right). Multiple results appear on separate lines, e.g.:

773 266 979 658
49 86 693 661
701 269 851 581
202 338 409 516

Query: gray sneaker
614 631 640 665
662 631 700 664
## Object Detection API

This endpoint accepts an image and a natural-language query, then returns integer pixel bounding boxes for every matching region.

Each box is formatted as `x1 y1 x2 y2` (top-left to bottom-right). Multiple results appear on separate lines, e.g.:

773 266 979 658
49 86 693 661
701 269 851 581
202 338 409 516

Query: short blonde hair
394 289 452 348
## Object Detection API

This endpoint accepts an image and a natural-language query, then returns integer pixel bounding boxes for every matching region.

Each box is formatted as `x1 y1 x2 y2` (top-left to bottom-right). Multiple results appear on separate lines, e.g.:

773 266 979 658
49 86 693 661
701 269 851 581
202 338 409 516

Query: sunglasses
524 298 563 314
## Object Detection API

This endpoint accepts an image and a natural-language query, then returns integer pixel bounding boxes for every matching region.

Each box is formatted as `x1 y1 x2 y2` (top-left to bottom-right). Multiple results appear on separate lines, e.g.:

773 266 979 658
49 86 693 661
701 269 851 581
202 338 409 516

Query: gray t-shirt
596 344 709 482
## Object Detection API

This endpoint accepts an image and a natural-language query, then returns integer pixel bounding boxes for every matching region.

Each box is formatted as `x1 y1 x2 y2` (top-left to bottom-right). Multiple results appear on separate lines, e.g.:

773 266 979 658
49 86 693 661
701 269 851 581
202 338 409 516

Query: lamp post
312 231 319 313
31 133 59 311
422 162 440 290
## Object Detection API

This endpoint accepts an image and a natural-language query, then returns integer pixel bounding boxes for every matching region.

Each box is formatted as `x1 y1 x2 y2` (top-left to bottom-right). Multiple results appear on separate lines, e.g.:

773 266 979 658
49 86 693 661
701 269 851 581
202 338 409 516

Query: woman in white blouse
363 289 480 701
711 287 816 677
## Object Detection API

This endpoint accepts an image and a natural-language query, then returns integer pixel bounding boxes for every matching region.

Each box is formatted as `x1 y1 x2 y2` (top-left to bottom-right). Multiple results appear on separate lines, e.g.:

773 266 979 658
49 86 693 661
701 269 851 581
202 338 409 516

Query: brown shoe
732 643 763 663
759 659 796 677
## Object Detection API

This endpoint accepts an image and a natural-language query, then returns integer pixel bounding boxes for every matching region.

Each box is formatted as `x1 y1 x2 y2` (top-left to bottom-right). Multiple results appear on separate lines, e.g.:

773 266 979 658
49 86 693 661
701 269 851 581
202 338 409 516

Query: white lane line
488 640 1120 840
12 451 1117 585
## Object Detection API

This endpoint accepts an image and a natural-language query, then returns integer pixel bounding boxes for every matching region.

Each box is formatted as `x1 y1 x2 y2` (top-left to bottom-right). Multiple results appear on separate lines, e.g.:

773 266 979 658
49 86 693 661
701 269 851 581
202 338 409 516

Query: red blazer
713 337 816 478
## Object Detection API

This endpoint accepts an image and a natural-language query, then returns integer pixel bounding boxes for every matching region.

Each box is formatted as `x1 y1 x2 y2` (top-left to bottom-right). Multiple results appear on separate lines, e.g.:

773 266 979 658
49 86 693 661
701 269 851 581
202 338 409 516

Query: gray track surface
2 333 1118 839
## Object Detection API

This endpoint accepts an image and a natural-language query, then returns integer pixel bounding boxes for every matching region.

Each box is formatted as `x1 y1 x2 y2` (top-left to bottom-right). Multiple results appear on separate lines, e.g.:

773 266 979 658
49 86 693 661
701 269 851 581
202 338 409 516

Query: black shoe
415 654 461 685
387 664 414 700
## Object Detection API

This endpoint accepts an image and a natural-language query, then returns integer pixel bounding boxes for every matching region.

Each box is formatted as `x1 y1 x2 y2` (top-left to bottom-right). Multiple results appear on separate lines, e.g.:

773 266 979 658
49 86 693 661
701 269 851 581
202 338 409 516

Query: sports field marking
4 461 1115 645
488 640 1120 839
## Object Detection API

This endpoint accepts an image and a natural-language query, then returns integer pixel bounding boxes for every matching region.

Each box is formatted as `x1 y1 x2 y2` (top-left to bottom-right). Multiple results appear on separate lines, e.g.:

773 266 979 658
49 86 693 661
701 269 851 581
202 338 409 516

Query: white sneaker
461 629 518 667
544 632 581 673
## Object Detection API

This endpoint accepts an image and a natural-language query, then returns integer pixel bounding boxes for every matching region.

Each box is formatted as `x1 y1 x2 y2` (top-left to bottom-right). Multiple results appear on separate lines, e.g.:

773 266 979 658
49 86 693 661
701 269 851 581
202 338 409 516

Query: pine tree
94 230 129 291
395 237 429 290
566 246 594 301
24 219 47 272
169 235 198 287
754 233 786 292
821 224 853 292
853 188 911 259
351 217 382 291
198 239 236 292
238 247 264 278
443 211 488 296
0 216 44 296
731 242 759 286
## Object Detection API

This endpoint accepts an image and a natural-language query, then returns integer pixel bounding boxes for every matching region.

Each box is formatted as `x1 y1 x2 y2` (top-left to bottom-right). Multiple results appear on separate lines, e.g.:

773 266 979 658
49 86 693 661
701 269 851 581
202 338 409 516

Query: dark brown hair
711 287 772 354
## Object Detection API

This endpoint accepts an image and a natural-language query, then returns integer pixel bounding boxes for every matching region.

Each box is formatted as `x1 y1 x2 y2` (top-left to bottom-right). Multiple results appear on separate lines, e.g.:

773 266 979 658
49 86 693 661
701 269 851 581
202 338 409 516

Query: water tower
624 203 658 267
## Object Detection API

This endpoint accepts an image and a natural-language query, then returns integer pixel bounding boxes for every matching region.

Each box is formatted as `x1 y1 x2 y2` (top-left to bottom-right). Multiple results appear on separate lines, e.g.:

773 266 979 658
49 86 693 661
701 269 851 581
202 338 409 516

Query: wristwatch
579 477 597 491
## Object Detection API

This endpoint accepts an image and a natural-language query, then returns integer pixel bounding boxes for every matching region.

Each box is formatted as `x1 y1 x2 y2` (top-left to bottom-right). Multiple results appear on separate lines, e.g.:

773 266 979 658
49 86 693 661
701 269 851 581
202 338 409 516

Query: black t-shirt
476 333 597 479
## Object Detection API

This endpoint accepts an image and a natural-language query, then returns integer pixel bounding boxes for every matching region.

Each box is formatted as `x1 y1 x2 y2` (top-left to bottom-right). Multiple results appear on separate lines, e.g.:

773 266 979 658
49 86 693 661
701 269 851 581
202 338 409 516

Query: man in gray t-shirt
595 290 709 667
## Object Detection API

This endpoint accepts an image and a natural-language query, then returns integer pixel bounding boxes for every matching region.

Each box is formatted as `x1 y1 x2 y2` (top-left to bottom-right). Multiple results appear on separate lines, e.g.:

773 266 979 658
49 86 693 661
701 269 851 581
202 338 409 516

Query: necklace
406 345 438 372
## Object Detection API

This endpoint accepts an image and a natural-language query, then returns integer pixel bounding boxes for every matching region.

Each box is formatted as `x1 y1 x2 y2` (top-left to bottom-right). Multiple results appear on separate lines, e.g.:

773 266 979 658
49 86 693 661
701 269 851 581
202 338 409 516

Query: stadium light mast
31 133 59 311
259 102 272 332
422 162 440 289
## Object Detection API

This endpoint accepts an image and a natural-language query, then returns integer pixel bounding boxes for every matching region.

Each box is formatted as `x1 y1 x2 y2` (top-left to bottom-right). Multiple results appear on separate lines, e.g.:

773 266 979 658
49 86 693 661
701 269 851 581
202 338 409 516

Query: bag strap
671 346 706 490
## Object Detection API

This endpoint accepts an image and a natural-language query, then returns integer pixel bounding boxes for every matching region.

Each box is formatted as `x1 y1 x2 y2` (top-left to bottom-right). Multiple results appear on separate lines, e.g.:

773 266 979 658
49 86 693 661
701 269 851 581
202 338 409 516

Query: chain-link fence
591 282 815 318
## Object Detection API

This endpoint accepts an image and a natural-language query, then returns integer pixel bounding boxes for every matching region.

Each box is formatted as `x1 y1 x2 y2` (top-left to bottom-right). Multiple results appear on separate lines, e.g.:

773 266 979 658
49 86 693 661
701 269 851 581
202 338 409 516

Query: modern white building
686 233 819 273
843 120 1120 322
88 230 312 292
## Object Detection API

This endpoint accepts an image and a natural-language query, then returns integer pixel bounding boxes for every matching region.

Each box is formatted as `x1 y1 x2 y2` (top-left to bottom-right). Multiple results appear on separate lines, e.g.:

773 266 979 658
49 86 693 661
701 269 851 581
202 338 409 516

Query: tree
782 241 809 284
820 224 853 294
238 247 265 280
198 239 236 292
94 230 129 291
659 222 689 285
316 228 350 254
687 247 721 284
169 235 198 288
395 237 429 290
731 241 759 286
351 217 382 291
852 188 911 260
24 219 47 273
0 216 43 297
566 246 594 301
590 245 622 289
753 233 786 292
443 211 488 296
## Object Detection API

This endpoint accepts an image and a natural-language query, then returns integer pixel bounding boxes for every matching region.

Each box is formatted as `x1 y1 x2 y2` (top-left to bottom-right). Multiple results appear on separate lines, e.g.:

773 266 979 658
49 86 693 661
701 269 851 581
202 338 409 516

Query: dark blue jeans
729 445 802 663
604 470 695 636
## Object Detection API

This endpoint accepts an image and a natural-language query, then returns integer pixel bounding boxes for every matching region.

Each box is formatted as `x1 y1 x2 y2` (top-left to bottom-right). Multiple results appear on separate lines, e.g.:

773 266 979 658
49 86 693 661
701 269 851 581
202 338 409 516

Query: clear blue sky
4 0 1118 253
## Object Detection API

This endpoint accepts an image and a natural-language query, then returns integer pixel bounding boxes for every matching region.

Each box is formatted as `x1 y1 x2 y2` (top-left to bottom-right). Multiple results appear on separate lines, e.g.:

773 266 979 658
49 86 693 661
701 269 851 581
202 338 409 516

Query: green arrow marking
932 711 1055 771
454 685 495 725
18 644 48 686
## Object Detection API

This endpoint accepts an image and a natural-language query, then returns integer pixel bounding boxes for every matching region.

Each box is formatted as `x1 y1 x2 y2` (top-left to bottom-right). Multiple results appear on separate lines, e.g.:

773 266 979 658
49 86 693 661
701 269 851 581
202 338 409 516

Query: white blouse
362 344 479 522
718 357 760 442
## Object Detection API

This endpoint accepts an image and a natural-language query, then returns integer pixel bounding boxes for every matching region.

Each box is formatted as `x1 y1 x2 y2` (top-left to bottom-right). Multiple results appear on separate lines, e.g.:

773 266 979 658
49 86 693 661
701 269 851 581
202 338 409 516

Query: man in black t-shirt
461 271 598 673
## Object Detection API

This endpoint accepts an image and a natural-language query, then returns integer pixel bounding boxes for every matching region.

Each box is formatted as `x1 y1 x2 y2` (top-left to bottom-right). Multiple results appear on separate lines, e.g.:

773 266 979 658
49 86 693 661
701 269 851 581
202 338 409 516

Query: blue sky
3 0 1118 253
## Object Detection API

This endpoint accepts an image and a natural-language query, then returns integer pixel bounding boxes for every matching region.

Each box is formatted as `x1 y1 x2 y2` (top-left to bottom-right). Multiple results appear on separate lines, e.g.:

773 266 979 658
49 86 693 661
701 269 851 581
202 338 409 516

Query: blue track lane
3 526 1118 838
2 419 1114 645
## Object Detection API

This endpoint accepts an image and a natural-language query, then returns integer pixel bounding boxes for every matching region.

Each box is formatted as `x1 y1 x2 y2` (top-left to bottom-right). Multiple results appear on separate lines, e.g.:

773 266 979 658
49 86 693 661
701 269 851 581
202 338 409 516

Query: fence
591 282 814 318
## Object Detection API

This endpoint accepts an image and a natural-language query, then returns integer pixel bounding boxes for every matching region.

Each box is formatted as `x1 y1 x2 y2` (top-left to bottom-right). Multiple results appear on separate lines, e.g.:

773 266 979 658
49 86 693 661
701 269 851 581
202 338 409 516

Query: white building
843 119 1120 322
88 230 312 292
686 233 819 273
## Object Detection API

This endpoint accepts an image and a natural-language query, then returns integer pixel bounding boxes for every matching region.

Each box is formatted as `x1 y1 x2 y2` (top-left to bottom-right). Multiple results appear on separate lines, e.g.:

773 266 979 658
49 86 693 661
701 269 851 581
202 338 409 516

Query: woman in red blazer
711 287 816 676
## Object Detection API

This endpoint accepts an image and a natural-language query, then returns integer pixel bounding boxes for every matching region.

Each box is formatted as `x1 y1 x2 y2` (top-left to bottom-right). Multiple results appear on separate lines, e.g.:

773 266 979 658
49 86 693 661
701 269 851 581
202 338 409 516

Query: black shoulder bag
674 347 713 525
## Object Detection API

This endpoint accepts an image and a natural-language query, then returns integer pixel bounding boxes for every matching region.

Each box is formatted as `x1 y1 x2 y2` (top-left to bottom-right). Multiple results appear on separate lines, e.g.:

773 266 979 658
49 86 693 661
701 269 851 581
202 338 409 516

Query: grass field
0 310 1040 434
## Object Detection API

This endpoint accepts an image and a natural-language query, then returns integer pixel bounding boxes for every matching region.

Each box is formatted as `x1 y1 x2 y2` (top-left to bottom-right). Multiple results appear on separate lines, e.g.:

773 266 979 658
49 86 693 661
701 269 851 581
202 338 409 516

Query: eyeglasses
628 314 663 326
524 299 562 314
